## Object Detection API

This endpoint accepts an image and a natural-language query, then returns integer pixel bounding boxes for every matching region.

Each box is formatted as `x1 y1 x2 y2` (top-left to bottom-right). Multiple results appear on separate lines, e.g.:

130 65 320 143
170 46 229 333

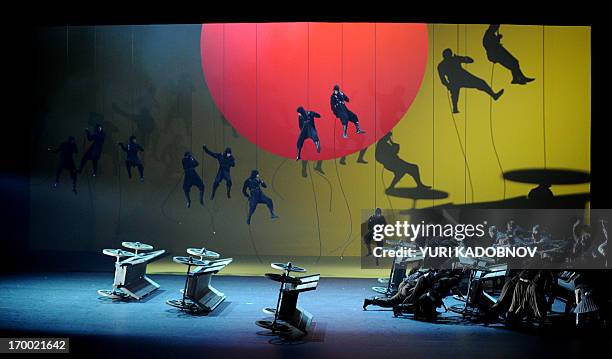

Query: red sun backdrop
200 23 428 160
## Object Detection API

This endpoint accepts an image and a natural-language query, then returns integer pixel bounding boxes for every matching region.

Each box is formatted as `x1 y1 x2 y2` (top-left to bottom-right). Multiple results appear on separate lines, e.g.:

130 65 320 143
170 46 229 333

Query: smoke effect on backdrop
30 23 590 261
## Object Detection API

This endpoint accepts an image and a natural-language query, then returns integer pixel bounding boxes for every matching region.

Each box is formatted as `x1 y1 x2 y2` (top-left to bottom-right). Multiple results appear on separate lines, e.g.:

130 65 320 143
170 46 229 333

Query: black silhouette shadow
161 134 187 177
340 148 368 165
375 132 430 190
483 25 534 85
175 72 194 136
503 168 591 208
387 187 449 208
301 160 325 178
112 104 155 150
503 169 591 185
438 48 504 113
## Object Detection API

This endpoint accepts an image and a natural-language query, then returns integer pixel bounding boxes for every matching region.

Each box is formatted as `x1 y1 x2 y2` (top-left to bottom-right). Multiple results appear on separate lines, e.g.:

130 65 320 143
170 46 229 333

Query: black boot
315 141 321 153
355 122 366 134
363 298 373 310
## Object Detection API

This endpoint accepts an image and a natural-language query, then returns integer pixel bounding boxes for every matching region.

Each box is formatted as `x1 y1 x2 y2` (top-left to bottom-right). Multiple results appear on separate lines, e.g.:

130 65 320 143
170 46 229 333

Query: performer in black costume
242 170 278 225
203 145 235 199
296 106 321 160
118 136 144 182
48 136 78 194
330 84 365 138
364 208 387 257
182 151 205 208
78 124 106 176
483 25 534 85
438 48 504 114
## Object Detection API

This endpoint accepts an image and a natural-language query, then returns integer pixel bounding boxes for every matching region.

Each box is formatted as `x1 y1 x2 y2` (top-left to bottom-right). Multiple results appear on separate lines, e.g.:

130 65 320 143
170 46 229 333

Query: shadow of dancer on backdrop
301 148 368 178
375 132 430 190
48 136 78 194
340 148 368 165
175 72 194 137
301 160 325 178
438 48 504 114
113 104 155 152
161 134 185 178
483 25 534 85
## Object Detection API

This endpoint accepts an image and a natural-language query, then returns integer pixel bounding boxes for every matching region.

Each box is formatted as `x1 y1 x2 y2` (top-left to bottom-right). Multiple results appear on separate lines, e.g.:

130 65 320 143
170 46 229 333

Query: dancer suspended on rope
483 25 534 85
78 124 106 176
331 84 365 138
48 136 78 194
118 135 144 182
438 48 504 114
242 170 279 225
182 151 205 208
203 144 235 199
296 106 321 161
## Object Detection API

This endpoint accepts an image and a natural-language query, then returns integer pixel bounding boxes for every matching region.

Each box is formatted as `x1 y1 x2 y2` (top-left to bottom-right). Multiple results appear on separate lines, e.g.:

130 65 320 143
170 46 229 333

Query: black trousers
183 174 205 203
212 169 232 197
336 109 359 126
79 150 101 174
125 160 144 179
56 161 77 188
297 127 319 151
247 192 274 219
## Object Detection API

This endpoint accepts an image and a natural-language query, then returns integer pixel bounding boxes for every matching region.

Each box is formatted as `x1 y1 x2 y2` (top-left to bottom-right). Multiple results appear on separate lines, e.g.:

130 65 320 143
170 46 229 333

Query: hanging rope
255 23 259 170
246 23 263 264
446 24 475 204
330 23 354 257
542 25 547 169
130 27 135 135
374 23 377 212
464 24 468 203
271 158 287 200
307 161 323 263
489 63 506 200
447 93 475 204
314 169 333 211
432 24 435 208
307 23 323 263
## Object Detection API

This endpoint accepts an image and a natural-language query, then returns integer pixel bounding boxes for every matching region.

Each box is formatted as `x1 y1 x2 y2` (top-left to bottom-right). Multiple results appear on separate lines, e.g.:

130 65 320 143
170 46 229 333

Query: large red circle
200 23 428 160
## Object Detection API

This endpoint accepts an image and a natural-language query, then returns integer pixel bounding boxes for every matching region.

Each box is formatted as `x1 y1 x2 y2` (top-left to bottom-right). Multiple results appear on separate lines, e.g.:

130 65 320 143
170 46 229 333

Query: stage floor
0 273 605 358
